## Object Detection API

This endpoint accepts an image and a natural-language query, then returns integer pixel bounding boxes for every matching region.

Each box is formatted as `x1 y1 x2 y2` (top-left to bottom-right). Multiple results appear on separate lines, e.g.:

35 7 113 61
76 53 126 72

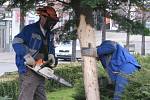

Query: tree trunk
102 17 106 42
71 39 76 62
141 11 146 55
141 35 145 55
20 7 25 31
71 1 100 99
126 0 131 50
126 30 130 50
77 7 100 100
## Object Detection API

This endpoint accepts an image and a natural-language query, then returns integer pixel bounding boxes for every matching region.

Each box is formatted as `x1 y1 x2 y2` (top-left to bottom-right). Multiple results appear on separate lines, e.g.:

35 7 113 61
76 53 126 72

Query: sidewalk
0 52 17 75
0 52 15 63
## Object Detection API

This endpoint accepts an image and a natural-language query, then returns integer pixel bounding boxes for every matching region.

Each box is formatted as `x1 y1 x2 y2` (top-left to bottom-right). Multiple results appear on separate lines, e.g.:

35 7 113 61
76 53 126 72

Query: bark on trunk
141 11 146 55
20 8 25 31
102 17 106 42
71 39 76 62
77 11 100 100
126 30 130 50
126 0 131 50
141 35 145 55
71 1 100 99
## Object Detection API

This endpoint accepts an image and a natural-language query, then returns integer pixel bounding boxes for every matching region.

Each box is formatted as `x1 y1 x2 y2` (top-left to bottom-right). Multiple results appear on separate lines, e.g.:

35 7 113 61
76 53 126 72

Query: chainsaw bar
25 64 72 87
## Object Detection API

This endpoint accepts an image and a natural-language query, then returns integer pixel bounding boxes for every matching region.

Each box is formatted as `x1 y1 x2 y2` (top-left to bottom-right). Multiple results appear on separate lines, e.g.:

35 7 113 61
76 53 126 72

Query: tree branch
55 0 70 5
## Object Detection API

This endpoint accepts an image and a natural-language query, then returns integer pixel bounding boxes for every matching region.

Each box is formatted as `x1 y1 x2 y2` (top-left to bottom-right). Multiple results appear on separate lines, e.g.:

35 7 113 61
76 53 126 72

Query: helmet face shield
37 6 59 30
43 17 58 30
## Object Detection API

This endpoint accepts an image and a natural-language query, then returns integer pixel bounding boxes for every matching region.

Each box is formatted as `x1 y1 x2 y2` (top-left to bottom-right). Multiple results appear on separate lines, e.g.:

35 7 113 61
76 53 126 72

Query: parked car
55 40 81 60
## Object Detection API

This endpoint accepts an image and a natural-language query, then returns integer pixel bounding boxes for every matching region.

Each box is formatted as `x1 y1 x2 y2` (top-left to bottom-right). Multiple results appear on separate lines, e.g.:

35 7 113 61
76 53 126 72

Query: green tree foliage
55 0 150 41
80 0 107 8
0 0 149 36
62 19 77 40
111 13 150 35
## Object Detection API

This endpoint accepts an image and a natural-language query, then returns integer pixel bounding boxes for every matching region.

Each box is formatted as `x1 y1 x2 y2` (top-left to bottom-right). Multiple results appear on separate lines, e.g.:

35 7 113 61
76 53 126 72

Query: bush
1 55 149 100
73 79 85 100
45 63 82 92
72 77 115 100
0 80 19 100
73 62 114 100
73 55 150 100
0 63 83 99
122 55 150 100
122 69 150 100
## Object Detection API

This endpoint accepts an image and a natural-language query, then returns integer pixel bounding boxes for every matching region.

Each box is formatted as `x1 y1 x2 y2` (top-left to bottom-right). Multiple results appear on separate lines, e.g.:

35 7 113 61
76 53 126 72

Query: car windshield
63 41 71 44
62 40 72 45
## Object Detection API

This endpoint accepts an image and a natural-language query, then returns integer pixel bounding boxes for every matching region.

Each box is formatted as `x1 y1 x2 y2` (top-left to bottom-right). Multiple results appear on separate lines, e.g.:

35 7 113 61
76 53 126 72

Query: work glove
48 54 56 68
24 54 35 66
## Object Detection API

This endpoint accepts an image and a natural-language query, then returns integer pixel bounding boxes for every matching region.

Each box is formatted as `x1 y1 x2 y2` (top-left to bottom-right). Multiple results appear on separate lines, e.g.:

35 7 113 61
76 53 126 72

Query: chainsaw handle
25 59 54 69
40 61 50 68
39 58 58 68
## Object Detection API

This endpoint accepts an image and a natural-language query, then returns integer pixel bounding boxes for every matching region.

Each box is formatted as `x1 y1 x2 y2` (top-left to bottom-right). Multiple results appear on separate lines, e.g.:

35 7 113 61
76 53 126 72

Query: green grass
47 88 75 100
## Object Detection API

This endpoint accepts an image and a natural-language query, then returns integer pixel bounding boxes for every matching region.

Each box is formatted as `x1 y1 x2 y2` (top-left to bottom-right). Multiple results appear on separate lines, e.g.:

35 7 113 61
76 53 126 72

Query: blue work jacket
12 21 55 74
97 40 140 81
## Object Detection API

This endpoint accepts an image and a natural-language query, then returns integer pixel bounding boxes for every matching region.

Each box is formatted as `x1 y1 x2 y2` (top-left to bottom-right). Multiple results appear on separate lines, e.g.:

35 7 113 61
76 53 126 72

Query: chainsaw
25 59 72 87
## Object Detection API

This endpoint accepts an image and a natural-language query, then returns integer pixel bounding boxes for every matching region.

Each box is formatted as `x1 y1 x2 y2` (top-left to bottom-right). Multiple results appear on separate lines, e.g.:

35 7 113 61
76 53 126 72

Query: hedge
0 63 82 100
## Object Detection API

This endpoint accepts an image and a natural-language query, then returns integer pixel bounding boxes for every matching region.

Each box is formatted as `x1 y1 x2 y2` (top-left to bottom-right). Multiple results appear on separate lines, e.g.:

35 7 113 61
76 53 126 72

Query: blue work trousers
113 63 138 100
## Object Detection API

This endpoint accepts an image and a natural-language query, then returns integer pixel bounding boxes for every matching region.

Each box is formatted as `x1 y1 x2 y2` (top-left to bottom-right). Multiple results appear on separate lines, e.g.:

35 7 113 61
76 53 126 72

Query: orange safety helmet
37 6 59 21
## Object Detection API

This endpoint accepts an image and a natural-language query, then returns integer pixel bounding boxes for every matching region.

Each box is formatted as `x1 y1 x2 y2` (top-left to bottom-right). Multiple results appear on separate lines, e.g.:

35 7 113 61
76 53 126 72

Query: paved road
0 52 71 75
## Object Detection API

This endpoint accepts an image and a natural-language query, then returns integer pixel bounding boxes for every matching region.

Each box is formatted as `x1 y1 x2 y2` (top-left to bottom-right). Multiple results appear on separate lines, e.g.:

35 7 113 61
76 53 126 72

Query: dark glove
48 54 58 68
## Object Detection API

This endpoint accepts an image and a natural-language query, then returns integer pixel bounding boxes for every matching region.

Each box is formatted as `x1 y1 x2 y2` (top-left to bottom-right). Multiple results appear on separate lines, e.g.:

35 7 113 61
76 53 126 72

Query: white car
55 40 81 60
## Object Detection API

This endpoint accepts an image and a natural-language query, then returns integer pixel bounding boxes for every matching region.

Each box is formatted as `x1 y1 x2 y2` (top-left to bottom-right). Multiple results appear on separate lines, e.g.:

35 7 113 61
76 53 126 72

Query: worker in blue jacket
82 40 140 100
12 6 59 100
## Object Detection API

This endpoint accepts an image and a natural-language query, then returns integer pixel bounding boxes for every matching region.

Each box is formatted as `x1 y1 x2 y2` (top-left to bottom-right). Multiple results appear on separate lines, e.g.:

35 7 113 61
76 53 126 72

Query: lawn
47 88 75 100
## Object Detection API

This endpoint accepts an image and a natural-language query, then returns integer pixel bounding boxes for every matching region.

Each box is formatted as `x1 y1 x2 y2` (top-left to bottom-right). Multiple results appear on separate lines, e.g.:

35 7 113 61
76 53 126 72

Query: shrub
1 55 150 100
45 63 82 92
122 71 150 100
73 62 114 100
73 79 85 100
0 63 83 99
73 55 150 100
0 80 19 100
122 56 150 100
